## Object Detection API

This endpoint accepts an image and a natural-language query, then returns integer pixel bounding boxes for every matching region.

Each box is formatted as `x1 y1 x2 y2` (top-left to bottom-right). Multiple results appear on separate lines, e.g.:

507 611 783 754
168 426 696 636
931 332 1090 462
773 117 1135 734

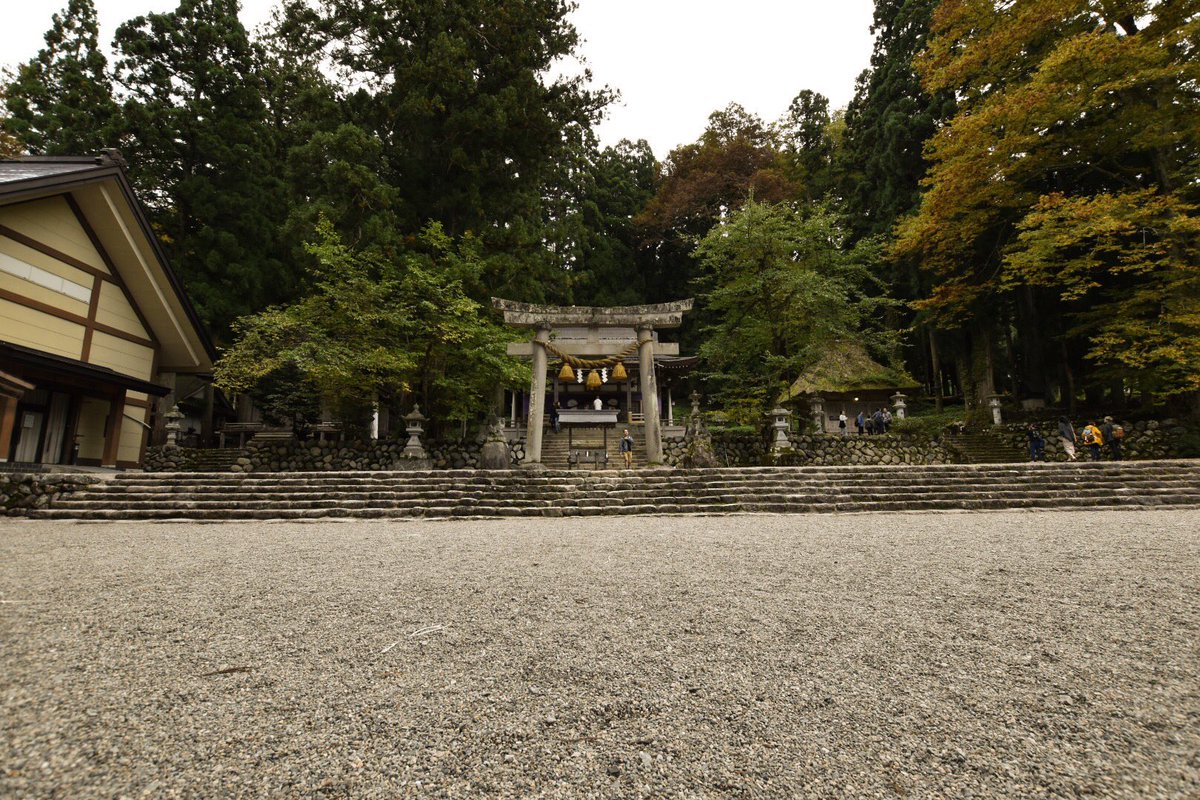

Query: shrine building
0 152 214 468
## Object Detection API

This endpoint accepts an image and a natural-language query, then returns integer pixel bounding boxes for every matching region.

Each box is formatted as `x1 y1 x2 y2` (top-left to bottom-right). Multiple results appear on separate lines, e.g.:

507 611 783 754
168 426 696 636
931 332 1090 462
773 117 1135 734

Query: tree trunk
1060 340 1076 415
929 327 944 412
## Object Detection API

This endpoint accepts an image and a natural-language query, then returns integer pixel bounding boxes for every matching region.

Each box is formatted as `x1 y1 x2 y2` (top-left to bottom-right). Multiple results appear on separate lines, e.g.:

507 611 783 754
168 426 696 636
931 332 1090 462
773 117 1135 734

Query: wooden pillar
525 324 551 464
201 382 214 449
625 372 633 423
637 324 663 464
101 392 125 468
0 395 18 462
153 371 176 446
667 386 673 426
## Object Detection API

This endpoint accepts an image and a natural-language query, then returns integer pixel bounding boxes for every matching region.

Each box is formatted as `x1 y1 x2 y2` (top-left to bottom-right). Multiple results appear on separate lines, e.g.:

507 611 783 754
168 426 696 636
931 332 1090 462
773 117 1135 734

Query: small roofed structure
786 341 919 434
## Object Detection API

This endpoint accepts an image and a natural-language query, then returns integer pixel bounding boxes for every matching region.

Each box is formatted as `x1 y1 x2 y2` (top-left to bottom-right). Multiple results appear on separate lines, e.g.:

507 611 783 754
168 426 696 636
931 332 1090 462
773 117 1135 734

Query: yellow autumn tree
896 0 1200 405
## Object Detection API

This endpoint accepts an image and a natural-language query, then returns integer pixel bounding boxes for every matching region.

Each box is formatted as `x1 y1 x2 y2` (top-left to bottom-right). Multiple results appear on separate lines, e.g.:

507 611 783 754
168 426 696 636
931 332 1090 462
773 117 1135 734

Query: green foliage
693 200 894 423
214 219 528 425
252 363 323 437
890 407 966 440
2 0 118 155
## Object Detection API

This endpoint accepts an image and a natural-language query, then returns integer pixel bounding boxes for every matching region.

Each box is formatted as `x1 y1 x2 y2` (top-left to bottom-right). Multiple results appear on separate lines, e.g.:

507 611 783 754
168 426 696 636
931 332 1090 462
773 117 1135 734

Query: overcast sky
2 0 876 159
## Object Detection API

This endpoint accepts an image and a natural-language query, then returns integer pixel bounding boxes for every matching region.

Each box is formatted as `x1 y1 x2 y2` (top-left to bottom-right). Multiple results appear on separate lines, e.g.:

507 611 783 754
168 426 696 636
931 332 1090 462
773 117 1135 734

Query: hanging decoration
611 361 627 381
558 362 575 381
586 369 602 390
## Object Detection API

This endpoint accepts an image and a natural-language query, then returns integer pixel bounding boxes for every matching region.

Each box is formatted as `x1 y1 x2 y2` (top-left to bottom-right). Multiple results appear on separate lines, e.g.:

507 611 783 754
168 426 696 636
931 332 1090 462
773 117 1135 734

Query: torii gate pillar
526 323 551 467
637 323 663 464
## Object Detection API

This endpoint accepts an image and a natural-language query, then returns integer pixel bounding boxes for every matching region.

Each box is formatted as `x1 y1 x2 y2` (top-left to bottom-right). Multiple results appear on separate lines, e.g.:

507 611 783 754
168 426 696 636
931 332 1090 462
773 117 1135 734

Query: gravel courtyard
2 511 1198 799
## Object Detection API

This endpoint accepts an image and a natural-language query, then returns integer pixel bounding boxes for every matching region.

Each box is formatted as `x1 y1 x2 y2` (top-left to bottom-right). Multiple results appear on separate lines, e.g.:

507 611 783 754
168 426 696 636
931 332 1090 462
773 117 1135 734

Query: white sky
2 0 876 159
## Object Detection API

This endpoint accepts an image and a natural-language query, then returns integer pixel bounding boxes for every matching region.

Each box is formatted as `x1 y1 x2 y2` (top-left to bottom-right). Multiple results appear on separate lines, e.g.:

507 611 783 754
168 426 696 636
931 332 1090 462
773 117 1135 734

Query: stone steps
29 460 1200 521
54 479 1200 503
947 433 1027 464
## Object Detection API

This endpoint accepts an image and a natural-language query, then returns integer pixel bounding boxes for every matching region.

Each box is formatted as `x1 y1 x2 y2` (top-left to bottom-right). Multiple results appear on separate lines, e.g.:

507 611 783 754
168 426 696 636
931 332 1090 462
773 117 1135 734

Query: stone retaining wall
142 448 198 472
994 419 1197 461
143 437 528 472
1 472 104 516
661 432 954 467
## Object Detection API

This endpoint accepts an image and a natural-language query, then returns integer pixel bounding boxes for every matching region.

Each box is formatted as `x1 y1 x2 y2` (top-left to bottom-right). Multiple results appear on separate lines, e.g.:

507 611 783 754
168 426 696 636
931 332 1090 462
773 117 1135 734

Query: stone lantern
402 405 429 460
164 404 184 449
768 406 794 455
987 394 1004 425
891 392 908 420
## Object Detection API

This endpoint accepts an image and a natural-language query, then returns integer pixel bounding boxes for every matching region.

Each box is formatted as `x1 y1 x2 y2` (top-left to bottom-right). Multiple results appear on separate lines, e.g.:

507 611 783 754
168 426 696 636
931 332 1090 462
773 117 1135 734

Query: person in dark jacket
855 411 865 435
1101 416 1122 461
1027 424 1046 461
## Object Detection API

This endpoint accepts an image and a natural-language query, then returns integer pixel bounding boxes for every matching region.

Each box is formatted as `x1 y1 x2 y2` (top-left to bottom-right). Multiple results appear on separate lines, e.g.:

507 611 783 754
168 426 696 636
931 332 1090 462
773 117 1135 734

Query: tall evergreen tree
840 0 955 244
291 0 612 304
570 139 659 306
113 0 289 338
779 90 836 202
2 0 117 155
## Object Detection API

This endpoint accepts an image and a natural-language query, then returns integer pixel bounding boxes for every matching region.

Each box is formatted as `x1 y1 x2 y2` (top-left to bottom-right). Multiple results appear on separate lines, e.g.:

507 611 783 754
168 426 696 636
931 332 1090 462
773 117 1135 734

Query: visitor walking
882 408 893 433
1081 420 1104 461
856 411 865 435
1058 416 1078 461
838 412 848 436
1102 416 1123 461
620 428 635 469
1026 424 1045 462
871 408 884 435
550 406 560 434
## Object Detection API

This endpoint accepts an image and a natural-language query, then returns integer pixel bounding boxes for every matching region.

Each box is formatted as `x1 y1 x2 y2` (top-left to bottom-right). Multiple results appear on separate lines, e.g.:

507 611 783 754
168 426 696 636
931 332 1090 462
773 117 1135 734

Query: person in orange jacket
1081 420 1104 461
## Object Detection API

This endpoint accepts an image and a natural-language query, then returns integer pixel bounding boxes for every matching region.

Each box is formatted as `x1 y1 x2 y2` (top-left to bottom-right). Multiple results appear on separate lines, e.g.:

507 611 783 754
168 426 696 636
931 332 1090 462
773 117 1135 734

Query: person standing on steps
1027 424 1046 461
1081 420 1104 461
620 428 635 469
550 405 560 434
838 412 848 436
1102 416 1123 461
1058 416 1079 461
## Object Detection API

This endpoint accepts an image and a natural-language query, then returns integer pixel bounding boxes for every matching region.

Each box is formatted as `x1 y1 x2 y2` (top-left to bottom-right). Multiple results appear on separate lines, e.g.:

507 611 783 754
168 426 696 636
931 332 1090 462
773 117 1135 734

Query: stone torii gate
494 298 693 466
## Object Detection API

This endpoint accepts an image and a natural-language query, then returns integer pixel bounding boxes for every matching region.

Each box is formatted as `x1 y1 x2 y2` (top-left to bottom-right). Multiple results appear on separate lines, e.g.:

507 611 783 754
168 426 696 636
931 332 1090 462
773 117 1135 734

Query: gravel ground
1 511 1198 799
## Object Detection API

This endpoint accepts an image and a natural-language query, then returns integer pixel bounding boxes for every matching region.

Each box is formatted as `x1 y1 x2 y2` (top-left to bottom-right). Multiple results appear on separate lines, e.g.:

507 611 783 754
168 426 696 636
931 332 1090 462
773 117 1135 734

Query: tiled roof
0 153 127 188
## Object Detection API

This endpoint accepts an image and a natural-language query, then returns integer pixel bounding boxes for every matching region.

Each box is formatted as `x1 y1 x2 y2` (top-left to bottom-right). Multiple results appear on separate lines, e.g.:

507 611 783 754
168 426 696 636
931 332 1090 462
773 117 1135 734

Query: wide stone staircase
539 427 645 470
31 460 1200 521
